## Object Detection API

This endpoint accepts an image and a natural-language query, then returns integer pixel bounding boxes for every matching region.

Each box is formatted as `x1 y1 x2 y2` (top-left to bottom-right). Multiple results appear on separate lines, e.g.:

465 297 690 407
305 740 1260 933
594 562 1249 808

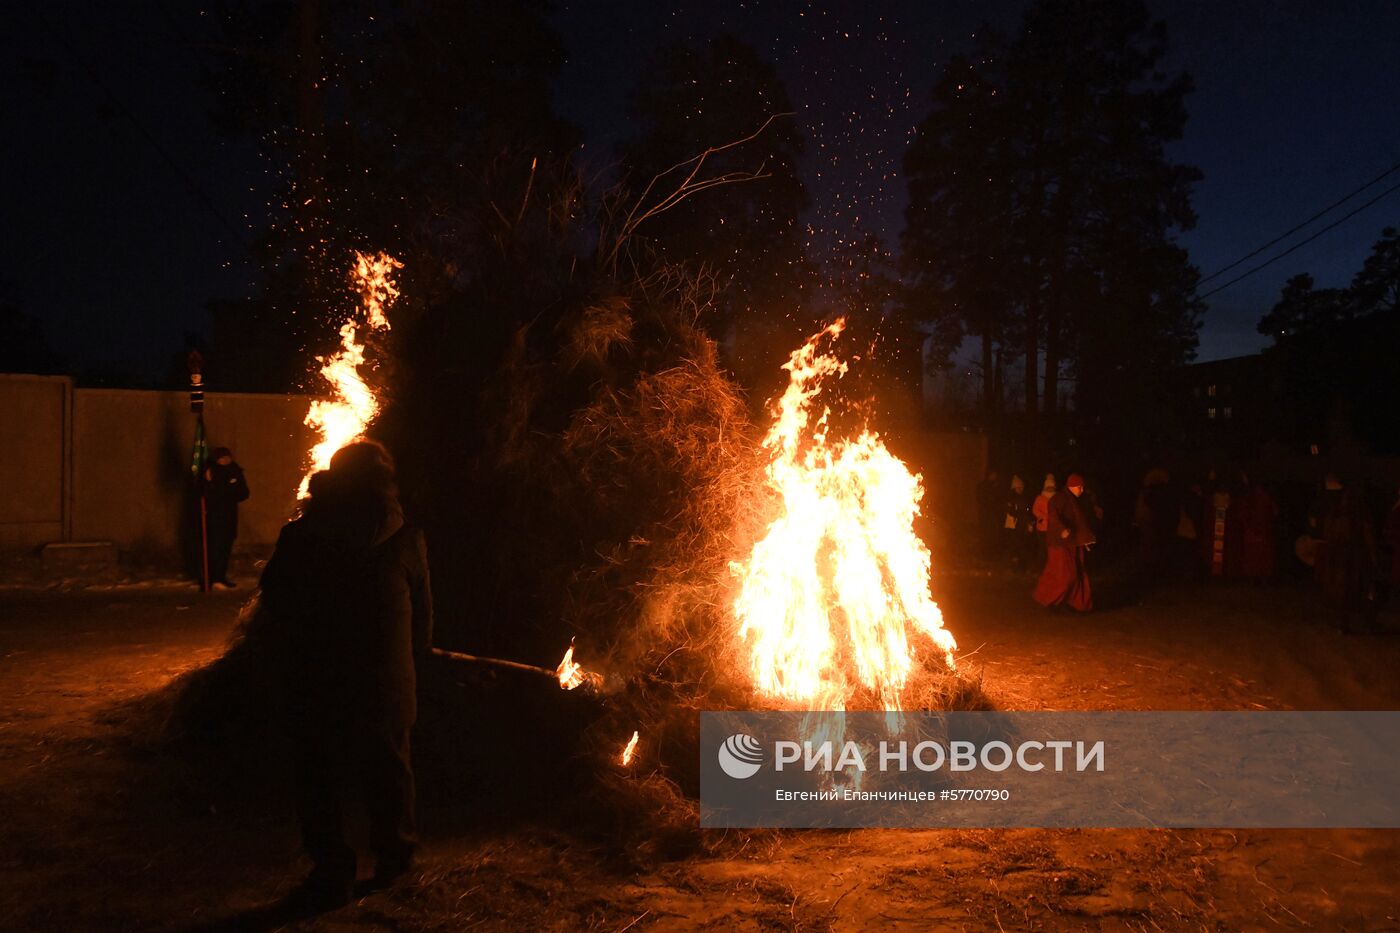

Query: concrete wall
4 371 989 565
0 375 70 549
1 374 315 558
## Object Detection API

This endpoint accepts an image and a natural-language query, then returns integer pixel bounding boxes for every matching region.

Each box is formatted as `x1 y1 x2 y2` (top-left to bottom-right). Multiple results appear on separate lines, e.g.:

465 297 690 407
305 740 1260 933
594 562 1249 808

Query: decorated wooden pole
188 351 210 593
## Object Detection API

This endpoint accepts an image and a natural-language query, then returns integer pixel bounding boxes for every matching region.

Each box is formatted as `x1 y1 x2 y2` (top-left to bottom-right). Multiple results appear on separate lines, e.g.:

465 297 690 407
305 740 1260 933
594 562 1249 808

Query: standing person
1176 479 1204 580
258 440 433 912
1001 474 1034 572
1320 486 1379 633
1032 474 1057 561
1033 473 1096 612
1236 472 1280 583
1134 467 1177 577
1309 473 1346 585
1078 474 1106 567
975 469 1002 559
1384 485 1400 594
202 446 250 589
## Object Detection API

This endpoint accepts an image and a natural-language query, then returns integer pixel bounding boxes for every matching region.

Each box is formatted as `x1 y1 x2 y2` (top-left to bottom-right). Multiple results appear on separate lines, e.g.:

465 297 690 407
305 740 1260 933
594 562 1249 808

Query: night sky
4 1 1399 381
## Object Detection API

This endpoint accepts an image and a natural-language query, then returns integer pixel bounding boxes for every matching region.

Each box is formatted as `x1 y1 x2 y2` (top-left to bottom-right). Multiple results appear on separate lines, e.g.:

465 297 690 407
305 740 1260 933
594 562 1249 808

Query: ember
730 320 957 712
298 251 403 497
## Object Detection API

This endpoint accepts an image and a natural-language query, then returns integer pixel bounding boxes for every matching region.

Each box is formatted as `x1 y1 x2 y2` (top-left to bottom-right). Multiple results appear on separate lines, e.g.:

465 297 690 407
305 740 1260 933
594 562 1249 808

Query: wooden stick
430 647 556 679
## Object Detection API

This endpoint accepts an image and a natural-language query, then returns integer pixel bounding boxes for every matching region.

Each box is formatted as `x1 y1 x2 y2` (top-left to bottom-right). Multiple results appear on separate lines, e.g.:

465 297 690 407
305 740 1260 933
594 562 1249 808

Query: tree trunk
981 331 995 417
1041 173 1075 430
992 342 1005 416
1024 297 1039 421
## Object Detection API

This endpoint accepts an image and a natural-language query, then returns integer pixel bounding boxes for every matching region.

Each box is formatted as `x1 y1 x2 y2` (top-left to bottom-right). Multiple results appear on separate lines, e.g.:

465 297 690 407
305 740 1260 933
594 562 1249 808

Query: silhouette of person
202 447 249 588
258 440 433 912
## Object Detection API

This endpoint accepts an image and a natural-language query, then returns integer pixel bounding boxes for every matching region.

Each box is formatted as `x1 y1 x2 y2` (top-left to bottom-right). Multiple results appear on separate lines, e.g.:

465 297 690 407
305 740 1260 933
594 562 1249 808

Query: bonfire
730 319 958 713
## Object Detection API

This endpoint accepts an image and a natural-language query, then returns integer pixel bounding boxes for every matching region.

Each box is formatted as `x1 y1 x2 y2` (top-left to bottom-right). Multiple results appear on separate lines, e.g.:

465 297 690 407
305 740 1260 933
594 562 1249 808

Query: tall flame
730 320 957 711
298 251 403 498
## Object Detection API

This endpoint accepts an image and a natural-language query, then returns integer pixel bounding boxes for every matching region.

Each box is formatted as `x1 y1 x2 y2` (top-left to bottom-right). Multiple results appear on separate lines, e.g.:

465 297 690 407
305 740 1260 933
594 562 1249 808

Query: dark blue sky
5 1 1399 380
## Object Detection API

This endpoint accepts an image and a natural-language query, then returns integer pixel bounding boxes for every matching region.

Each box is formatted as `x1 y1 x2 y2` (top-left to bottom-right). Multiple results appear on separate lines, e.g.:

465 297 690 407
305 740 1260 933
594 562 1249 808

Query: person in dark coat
1320 486 1379 633
1001 474 1035 572
1134 467 1177 577
258 440 433 911
975 469 1002 558
1033 473 1096 611
1385 485 1400 590
1235 472 1280 583
202 446 250 588
1309 473 1346 585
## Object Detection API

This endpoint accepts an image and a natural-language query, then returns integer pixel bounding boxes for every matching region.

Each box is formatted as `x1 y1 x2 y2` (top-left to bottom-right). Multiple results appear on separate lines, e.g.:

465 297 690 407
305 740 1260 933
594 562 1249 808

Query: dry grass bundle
553 304 773 793
563 296 633 370
540 289 992 851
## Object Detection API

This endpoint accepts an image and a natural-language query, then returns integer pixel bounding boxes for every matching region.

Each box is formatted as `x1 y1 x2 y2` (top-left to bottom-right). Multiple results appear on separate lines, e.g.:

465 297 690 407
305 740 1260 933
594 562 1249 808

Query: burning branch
430 641 604 694
555 638 604 691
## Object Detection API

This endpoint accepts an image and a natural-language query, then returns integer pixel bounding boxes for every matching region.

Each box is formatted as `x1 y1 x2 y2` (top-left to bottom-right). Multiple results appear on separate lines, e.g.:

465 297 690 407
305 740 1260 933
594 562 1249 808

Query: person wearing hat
1002 474 1034 571
202 446 250 589
258 439 432 912
1033 472 1096 611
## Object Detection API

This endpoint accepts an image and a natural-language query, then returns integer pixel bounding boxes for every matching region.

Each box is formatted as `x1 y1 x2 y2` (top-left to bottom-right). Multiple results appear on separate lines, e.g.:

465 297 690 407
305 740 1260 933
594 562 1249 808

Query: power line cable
1198 177 1400 300
1198 158 1400 285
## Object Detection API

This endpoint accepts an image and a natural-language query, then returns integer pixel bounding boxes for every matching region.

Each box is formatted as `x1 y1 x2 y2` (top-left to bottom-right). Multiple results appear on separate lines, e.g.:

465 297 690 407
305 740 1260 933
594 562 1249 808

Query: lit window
1207 384 1217 397
1207 407 1217 419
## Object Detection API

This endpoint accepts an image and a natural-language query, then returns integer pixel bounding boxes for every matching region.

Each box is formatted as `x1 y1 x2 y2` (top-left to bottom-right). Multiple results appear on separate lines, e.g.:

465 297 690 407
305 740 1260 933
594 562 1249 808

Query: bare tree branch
604 112 795 272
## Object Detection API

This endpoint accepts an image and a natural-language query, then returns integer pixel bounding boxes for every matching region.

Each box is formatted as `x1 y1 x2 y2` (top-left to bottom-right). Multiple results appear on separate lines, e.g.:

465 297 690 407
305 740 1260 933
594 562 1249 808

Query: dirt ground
3 573 1400 931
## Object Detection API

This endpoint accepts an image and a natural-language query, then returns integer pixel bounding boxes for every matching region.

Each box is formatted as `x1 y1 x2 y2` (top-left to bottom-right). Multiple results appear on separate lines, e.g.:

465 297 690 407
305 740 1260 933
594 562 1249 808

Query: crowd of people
976 465 1400 630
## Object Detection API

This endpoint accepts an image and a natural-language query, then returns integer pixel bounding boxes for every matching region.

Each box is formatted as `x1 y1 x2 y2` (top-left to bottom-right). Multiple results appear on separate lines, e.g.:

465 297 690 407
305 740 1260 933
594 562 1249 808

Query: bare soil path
2 577 1399 931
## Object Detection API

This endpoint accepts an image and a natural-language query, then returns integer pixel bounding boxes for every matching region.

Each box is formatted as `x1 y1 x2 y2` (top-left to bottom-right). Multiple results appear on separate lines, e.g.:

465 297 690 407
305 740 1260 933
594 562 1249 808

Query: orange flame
555 639 603 691
620 730 639 766
298 251 403 498
730 320 957 711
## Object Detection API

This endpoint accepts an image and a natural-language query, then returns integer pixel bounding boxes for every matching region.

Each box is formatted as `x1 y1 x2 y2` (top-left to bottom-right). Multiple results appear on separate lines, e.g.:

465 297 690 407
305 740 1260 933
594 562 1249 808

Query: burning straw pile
149 146 981 858
456 274 777 812
421 280 981 852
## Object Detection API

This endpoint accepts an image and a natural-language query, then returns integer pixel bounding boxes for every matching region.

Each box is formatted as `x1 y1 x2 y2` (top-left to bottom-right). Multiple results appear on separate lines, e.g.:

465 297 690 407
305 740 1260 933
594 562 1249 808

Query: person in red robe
1033 473 1096 611
1235 473 1279 583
